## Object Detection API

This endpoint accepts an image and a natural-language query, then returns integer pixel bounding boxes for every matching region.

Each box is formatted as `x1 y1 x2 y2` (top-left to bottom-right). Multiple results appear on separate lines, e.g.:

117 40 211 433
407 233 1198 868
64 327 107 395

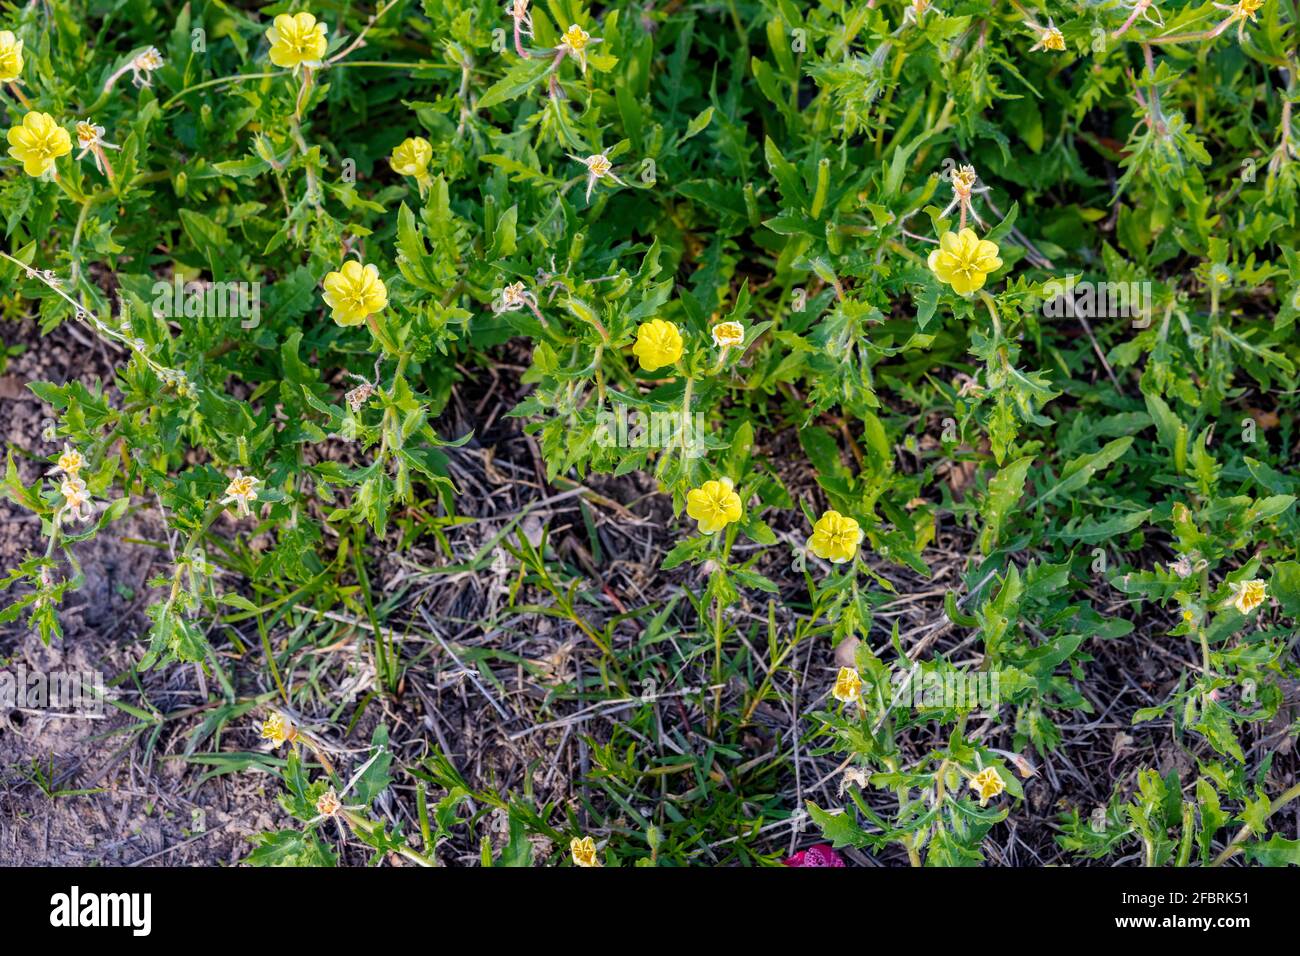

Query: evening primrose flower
832 666 862 704
75 121 121 178
322 261 389 326
129 47 165 87
1228 578 1267 615
59 476 91 523
570 835 601 867
6 111 72 178
710 321 745 349
260 711 298 747
927 228 1003 295
221 471 260 518
1211 0 1265 40
631 319 683 371
390 136 432 179
47 444 85 478
557 24 601 73
969 767 1005 806
0 30 23 83
266 12 329 69
1030 20 1066 52
807 510 863 565
315 788 343 818
568 151 625 202
685 477 743 535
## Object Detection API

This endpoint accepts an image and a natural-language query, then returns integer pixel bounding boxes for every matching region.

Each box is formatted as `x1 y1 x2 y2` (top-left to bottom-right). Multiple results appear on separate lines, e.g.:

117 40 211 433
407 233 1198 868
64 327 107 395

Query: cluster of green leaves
2 0 1298 865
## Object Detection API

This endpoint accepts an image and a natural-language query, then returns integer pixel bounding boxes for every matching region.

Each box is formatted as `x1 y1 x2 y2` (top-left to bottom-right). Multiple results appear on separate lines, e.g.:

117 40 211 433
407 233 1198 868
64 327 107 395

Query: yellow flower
47 443 85 478
390 136 432 179
570 835 601 867
0 30 24 83
807 510 863 565
1231 0 1265 23
558 24 601 73
969 767 1005 806
221 471 260 518
927 228 1003 295
1228 579 1266 615
710 321 745 348
1034 25 1065 52
260 712 297 747
266 12 329 69
631 319 683 371
6 111 72 178
686 477 743 535
832 666 862 703
322 261 388 326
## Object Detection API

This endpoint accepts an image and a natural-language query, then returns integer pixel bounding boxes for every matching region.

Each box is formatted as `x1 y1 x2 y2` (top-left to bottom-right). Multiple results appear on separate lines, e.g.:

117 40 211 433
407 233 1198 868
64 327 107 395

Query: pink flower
783 844 845 867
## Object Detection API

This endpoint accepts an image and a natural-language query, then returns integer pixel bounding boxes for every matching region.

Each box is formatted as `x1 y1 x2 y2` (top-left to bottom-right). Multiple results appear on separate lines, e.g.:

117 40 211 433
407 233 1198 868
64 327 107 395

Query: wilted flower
807 510 863 565
75 121 121 178
322 261 389 326
260 712 298 747
494 281 532 313
710 321 745 349
685 477 743 535
221 471 260 518
0 30 24 83
1030 21 1066 52
1228 578 1267 615
568 151 625 202
557 23 601 73
129 47 165 86
506 0 534 56
928 228 1003 295
951 164 978 196
48 444 85 478
6 111 72 178
266 12 328 69
832 666 863 703
903 0 932 24
969 767 1005 806
631 319 683 371
345 382 374 413
59 476 92 523
315 788 343 817
570 835 601 867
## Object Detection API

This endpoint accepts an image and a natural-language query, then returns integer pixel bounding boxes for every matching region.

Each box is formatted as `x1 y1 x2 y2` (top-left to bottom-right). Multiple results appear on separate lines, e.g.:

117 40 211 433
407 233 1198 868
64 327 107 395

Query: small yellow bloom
832 666 862 704
322 261 388 326
390 136 432 179
315 788 342 817
221 471 260 518
558 24 601 73
266 12 329 69
1228 579 1266 615
0 30 24 83
631 319 683 371
260 712 298 747
710 321 745 348
807 510 863 565
685 477 743 535
568 151 625 201
1230 0 1265 23
927 228 1003 295
6 111 72 178
48 443 85 478
969 767 1005 806
1034 25 1065 52
570 835 601 867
